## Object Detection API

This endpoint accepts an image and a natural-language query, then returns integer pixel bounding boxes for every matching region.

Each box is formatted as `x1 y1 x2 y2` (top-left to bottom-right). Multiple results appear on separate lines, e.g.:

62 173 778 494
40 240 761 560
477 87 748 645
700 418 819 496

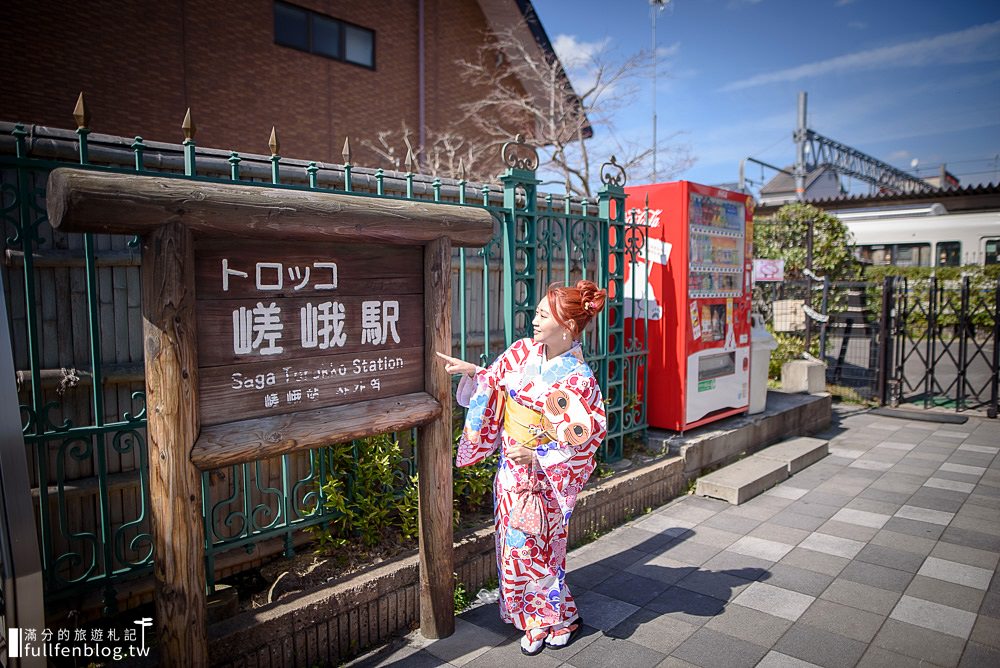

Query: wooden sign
46 166 495 665
194 240 424 426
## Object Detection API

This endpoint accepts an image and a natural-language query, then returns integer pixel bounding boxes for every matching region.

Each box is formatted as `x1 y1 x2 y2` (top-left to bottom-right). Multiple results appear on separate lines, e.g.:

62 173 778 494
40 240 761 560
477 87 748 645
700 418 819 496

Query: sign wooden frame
47 167 494 666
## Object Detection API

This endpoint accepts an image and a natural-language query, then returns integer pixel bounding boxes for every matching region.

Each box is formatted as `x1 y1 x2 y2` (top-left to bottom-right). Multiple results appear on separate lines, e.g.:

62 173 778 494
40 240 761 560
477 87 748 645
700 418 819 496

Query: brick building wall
2 0 514 168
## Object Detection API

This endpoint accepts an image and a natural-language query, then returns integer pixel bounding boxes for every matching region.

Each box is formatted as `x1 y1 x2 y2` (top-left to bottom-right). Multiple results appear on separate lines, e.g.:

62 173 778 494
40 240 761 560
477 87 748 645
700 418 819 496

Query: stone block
756 436 829 474
695 457 789 505
782 359 826 393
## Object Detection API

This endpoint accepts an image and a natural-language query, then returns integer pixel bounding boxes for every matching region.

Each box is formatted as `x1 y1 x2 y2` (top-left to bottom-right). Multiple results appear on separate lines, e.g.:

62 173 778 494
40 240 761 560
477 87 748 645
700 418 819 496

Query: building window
936 242 961 267
986 239 1000 265
273 2 375 69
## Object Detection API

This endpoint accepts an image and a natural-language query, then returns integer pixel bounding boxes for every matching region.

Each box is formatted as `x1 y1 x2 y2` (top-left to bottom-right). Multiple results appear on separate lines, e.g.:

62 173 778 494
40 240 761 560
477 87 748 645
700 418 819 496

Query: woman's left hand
506 442 535 467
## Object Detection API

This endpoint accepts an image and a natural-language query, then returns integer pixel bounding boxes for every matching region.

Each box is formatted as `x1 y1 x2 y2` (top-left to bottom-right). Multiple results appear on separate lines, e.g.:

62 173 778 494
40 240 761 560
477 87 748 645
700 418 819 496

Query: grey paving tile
894 504 956 526
674 496 730 513
568 543 648 569
660 539 722 566
763 563 835 597
980 590 1000 618
770 511 828 532
564 634 666 668
905 574 985 613
654 657 701 668
731 582 815 621
819 578 900 615
779 547 850 577
924 476 977 493
675 567 756 603
939 462 987 476
970 614 1000 649
422 618 507 665
743 493 797 511
773 623 867 668
856 487 911 505
593 571 672 607
849 459 894 472
703 603 793 647
603 526 679 554
797 598 885 643
787 501 841 520
872 619 966 666
727 503 784 522
623 553 698 586
748 522 811 546
939 526 1000 552
828 508 891 529
959 642 1000 668
868 529 938 556
855 645 926 668
798 532 866 559
889 594 977 638
644 585 726 626
905 487 968 513
839 560 913 593
726 536 796 562
881 516 946 541
949 513 1000 536
699 550 773 581
756 650 824 668
800 490 856 507
853 544 926 573
350 638 452 668
814 519 879 543
699 512 763 534
670 627 769 668
457 603 520 639
634 512 699 536
764 485 810 500
607 607 698 654
571 590 639 631
464 636 565 667
918 555 993 590
567 560 619 590
843 497 902 515
684 525 742 549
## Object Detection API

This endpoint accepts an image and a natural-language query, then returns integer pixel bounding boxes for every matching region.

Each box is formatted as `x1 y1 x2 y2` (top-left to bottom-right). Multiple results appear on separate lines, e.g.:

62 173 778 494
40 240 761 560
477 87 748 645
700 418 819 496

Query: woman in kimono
437 280 607 656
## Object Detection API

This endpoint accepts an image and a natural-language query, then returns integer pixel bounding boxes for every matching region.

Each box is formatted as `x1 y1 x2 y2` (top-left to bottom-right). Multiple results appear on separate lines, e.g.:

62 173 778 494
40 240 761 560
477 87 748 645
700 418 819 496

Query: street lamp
650 1 670 182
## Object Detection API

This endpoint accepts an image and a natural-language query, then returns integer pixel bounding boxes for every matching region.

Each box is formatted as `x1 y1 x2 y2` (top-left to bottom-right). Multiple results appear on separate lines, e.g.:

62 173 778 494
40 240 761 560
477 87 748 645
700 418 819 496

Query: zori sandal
520 627 547 656
544 618 583 649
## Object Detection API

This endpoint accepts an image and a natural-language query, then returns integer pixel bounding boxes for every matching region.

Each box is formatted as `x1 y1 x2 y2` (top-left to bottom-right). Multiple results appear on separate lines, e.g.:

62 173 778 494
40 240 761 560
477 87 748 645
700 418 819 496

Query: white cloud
720 20 1000 92
888 149 911 161
552 34 611 71
657 42 681 59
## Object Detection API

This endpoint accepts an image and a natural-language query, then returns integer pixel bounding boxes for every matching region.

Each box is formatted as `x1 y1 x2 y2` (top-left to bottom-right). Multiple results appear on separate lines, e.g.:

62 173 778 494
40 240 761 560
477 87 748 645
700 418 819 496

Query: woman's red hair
547 280 607 336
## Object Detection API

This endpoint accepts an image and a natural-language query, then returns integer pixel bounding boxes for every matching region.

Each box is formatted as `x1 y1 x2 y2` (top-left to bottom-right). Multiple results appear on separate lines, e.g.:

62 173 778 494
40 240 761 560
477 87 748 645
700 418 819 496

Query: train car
835 206 1000 267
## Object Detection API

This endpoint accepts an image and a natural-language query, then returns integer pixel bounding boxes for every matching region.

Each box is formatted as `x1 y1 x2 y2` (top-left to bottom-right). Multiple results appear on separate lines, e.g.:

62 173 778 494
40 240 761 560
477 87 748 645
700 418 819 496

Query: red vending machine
624 181 753 431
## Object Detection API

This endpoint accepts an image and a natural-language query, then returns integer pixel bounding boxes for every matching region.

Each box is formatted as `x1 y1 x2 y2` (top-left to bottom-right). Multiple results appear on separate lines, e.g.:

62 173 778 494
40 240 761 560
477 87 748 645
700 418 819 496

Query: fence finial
501 134 539 171
458 158 466 181
405 147 416 173
600 155 627 187
72 92 90 129
342 136 352 165
268 126 280 156
181 108 196 141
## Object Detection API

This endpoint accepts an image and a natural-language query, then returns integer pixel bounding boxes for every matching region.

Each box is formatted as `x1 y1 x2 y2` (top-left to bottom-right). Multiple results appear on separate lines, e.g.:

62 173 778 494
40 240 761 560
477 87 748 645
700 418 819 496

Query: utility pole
650 1 669 182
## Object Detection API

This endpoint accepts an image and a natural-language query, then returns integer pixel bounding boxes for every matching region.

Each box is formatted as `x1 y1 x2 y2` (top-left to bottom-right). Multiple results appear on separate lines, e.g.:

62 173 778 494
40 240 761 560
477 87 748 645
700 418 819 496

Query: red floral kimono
456 338 607 632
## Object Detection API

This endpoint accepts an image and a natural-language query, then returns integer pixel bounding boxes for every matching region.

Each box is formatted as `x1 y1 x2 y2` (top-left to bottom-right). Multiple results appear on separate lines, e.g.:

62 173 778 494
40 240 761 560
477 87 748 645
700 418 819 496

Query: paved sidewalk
352 407 1000 667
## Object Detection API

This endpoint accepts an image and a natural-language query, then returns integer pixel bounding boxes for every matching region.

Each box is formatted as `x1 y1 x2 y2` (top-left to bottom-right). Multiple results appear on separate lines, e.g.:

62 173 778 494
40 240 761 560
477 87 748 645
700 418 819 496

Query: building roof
755 181 1000 217
477 0 592 139
759 165 834 195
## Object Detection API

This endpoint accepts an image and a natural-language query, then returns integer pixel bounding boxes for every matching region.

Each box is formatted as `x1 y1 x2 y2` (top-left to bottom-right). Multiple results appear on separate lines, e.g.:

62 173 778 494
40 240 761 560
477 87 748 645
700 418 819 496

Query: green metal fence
1 112 647 616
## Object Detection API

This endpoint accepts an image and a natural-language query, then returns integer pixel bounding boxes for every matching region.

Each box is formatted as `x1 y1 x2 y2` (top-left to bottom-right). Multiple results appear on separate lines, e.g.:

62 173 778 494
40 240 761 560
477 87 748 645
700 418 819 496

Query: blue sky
530 0 1000 194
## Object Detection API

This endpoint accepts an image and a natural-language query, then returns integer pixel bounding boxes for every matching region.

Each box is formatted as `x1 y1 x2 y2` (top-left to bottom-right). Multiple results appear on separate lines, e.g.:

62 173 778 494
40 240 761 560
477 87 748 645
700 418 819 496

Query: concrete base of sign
695 457 789 505
782 359 826 393
755 436 829 474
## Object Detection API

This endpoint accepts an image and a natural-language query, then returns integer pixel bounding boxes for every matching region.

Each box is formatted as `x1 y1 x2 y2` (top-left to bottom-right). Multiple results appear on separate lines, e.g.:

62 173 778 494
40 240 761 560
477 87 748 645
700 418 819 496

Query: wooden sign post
47 168 494 665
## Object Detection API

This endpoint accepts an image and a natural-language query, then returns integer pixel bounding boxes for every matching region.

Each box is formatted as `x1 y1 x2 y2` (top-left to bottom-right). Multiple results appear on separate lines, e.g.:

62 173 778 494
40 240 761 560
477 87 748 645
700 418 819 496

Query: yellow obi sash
502 394 552 450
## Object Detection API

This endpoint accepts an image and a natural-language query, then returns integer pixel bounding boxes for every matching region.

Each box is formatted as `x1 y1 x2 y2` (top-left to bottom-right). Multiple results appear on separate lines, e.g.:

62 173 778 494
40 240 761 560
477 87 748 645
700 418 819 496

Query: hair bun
576 280 607 315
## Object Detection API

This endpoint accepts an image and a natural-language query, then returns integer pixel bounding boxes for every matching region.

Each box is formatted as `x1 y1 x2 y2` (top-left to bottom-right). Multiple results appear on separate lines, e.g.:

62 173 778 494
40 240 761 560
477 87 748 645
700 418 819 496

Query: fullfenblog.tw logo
8 617 153 660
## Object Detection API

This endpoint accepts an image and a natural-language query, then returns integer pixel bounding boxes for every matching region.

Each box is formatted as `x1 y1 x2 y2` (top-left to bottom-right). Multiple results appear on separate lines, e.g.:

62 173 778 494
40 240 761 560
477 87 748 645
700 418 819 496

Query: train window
936 242 961 267
986 239 1000 265
856 245 889 265
894 243 931 267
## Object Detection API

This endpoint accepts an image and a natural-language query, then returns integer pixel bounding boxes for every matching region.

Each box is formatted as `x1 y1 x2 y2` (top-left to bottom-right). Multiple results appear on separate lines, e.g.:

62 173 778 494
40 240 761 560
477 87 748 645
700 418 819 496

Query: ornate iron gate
886 275 1000 417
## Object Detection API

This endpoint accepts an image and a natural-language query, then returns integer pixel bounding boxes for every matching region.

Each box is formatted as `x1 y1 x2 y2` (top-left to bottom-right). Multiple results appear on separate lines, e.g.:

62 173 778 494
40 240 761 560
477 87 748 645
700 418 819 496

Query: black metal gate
885 275 1000 417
